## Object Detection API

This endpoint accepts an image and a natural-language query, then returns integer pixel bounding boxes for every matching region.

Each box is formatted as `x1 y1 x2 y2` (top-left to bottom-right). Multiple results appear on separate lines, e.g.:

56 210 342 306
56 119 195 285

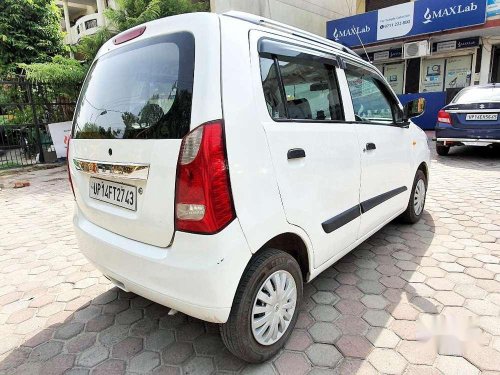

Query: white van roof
222 11 359 59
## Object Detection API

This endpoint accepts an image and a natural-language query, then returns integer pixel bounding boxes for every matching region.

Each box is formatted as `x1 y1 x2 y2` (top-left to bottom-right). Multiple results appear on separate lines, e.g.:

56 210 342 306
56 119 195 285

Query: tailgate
69 30 196 247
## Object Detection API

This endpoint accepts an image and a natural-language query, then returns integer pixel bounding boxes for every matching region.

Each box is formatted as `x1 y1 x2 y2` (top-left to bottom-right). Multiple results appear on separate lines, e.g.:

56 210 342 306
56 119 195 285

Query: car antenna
354 26 371 64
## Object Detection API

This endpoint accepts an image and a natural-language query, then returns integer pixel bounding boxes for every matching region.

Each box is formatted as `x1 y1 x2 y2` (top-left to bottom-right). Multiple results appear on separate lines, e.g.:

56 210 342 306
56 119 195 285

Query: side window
260 57 287 119
278 58 343 121
345 64 399 125
258 44 344 122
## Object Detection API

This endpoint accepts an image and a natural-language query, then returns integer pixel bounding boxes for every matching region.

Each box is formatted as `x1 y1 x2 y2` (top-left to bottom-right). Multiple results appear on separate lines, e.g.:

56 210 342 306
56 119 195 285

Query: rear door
69 16 221 247
253 34 362 268
342 62 412 238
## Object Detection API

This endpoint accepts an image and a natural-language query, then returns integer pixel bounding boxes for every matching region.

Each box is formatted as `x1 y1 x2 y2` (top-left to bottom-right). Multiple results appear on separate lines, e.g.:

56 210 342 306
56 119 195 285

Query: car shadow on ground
0 212 440 374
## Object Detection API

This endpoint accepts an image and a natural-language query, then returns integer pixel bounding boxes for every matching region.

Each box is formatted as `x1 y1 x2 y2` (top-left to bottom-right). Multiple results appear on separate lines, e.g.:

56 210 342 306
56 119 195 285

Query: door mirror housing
403 98 426 122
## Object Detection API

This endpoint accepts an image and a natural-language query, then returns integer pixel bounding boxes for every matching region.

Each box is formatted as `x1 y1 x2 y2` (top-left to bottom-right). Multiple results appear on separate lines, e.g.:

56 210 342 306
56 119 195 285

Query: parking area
0 143 499 375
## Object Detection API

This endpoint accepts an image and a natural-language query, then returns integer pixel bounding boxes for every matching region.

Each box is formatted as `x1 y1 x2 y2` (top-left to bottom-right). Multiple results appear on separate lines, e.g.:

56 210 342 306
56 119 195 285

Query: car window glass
278 58 343 121
345 64 395 124
259 57 287 119
453 87 500 103
73 32 194 139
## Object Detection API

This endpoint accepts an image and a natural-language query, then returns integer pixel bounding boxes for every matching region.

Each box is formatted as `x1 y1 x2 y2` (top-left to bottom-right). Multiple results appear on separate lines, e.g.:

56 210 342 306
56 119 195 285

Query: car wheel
220 248 303 363
436 143 450 156
400 169 427 224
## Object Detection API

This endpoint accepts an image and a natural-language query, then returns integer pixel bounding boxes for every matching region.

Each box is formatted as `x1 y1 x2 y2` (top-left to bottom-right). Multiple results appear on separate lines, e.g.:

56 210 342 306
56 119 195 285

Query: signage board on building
361 48 402 62
326 0 487 47
432 37 480 53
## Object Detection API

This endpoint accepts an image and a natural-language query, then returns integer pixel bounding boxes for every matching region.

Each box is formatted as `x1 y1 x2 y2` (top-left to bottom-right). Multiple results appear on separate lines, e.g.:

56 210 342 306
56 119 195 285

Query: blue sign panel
327 0 487 47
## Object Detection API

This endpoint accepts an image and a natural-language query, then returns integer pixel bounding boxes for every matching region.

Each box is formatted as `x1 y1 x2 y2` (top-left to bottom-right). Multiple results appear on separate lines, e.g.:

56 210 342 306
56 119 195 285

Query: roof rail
222 11 359 58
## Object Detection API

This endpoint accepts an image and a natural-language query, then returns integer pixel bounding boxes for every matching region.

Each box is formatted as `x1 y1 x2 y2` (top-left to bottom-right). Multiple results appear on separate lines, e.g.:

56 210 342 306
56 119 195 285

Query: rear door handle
364 143 376 151
287 148 306 160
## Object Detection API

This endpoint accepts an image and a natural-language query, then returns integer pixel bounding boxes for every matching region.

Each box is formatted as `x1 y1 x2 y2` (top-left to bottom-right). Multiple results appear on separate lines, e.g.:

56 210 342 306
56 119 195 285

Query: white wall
210 0 356 36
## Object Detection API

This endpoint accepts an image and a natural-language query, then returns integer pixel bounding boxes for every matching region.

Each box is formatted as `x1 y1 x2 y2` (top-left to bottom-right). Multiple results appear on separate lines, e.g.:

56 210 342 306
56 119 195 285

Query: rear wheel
400 169 427 224
220 249 303 363
436 143 450 156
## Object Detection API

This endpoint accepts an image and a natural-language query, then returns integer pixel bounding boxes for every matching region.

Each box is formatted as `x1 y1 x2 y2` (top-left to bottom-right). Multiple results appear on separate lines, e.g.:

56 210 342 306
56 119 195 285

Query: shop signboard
361 48 402 62
432 37 480 53
327 0 487 47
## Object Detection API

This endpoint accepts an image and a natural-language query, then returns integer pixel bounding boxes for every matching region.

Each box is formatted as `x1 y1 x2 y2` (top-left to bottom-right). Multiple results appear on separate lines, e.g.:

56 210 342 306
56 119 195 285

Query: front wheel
400 169 427 224
220 249 303 363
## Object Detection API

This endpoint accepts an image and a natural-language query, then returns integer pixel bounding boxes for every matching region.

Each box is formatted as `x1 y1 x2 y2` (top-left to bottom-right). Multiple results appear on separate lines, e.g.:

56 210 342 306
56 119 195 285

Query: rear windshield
72 32 195 139
452 86 500 104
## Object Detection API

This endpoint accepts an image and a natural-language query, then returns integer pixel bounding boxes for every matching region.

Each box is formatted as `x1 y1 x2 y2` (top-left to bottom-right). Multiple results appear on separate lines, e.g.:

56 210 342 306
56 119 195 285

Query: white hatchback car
69 11 430 362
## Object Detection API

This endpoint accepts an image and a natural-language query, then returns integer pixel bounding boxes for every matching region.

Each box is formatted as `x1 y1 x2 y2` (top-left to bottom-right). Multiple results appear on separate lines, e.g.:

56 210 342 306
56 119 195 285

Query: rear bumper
435 125 500 144
436 138 500 145
73 207 252 323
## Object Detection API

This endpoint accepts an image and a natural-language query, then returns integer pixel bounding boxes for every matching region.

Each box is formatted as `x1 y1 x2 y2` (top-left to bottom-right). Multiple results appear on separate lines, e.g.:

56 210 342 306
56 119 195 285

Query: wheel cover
251 270 297 346
413 179 426 216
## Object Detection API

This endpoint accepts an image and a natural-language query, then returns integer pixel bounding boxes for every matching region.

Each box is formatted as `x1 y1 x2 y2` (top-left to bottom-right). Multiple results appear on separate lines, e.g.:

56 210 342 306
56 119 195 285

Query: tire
436 143 450 156
400 169 427 224
220 248 303 363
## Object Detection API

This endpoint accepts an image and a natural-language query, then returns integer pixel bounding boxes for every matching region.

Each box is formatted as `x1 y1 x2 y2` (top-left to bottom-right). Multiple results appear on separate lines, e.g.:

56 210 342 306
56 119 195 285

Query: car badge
479 104 485 109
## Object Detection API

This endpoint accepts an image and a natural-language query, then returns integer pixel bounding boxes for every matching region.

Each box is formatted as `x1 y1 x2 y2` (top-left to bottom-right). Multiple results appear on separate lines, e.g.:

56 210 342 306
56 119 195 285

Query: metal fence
0 79 77 170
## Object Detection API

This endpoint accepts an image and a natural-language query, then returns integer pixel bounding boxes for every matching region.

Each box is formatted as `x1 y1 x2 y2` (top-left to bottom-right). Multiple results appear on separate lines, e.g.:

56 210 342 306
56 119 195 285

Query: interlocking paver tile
436 355 480 375
308 322 341 344
305 343 343 367
336 335 373 358
161 342 194 365
363 309 393 327
398 340 437 365
368 348 407 374
366 327 400 348
284 329 313 350
274 352 311 375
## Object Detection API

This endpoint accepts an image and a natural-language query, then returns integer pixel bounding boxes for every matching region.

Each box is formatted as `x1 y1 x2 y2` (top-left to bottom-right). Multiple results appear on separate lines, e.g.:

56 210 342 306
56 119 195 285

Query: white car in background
68 11 430 362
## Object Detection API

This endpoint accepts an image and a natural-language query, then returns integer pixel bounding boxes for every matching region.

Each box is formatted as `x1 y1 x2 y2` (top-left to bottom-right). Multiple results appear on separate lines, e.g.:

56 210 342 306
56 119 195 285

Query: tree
19 55 87 98
0 0 65 76
105 0 209 32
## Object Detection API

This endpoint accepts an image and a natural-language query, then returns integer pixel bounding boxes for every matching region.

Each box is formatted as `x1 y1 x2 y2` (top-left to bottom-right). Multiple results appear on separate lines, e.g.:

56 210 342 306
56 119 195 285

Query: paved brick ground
0 144 500 374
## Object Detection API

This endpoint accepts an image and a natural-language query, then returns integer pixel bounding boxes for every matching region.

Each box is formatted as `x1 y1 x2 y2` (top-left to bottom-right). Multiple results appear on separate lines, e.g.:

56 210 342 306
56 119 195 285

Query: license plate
466 113 498 121
89 177 137 211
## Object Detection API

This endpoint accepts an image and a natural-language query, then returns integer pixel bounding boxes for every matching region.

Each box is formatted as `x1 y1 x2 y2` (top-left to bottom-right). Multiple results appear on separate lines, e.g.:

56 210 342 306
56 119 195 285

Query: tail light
175 120 235 234
437 110 452 124
67 137 75 199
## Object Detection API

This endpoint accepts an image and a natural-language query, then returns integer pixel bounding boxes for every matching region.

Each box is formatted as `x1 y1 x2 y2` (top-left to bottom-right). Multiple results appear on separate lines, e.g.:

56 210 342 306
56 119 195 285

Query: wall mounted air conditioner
403 40 429 59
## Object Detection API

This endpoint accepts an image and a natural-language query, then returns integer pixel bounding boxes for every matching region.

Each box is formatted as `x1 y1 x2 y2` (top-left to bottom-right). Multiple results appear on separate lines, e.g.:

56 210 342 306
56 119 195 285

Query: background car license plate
466 113 498 121
89 177 137 211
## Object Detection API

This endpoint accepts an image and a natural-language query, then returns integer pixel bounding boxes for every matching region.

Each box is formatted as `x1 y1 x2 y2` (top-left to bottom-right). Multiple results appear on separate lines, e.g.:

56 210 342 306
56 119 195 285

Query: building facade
210 0 357 36
327 0 500 128
57 0 115 45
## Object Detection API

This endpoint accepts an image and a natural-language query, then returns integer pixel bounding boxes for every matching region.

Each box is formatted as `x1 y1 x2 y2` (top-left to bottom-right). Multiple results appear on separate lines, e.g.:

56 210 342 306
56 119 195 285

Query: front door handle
287 148 306 160
364 143 376 152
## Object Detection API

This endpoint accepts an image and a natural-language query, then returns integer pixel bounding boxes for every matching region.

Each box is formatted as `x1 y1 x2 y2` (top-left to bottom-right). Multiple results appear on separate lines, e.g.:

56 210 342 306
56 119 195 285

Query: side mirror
403 98 426 121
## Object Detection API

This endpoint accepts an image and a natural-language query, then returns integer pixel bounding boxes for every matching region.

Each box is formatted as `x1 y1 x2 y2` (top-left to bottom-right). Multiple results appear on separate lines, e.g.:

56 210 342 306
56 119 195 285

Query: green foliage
74 28 113 63
0 0 65 76
105 0 209 32
19 56 87 92
19 56 88 99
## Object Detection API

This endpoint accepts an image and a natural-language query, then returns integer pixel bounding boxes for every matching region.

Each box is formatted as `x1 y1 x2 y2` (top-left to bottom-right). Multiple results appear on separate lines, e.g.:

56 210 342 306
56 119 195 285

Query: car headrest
287 98 312 119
